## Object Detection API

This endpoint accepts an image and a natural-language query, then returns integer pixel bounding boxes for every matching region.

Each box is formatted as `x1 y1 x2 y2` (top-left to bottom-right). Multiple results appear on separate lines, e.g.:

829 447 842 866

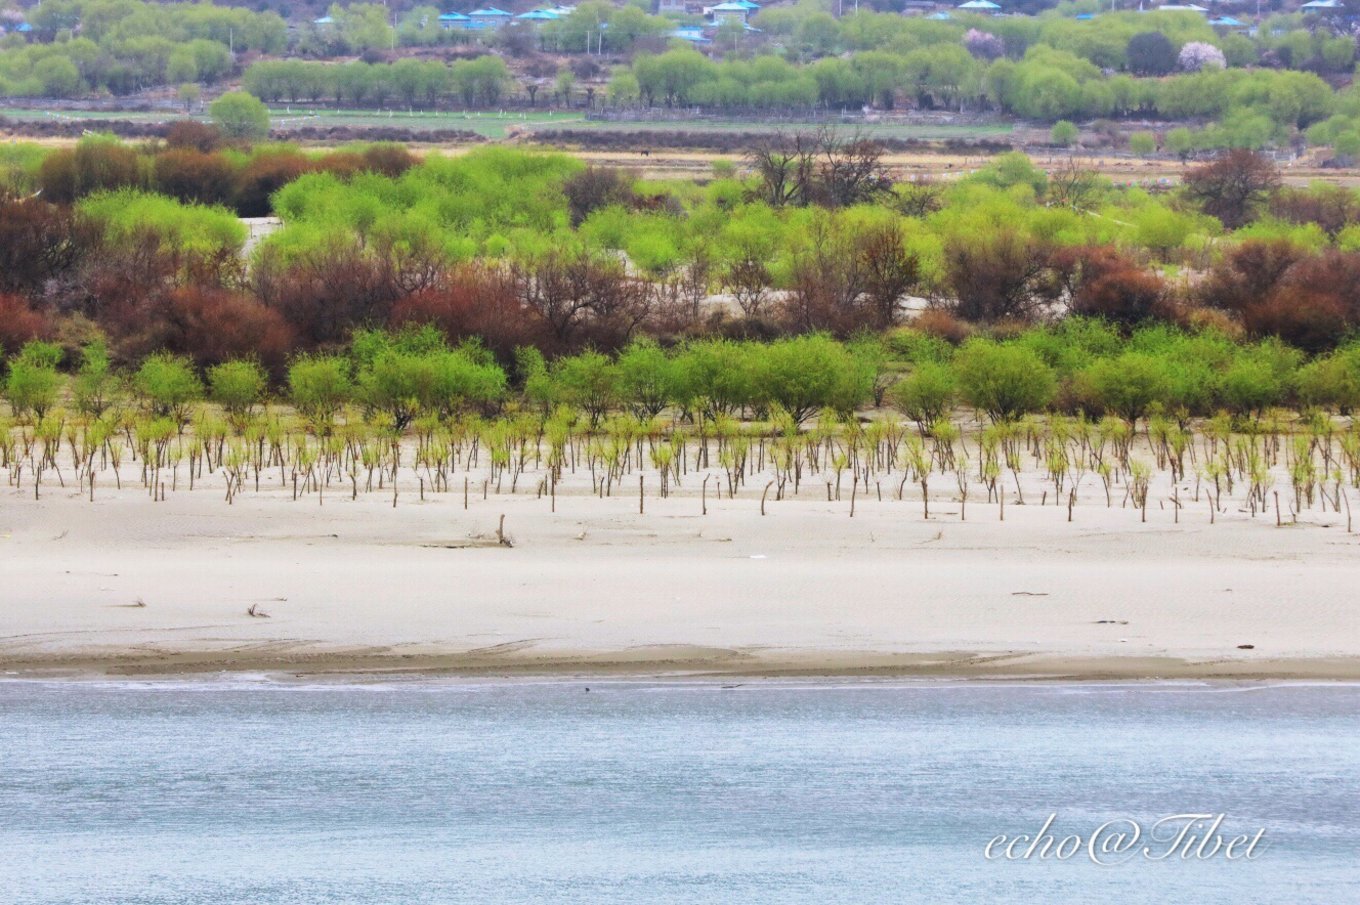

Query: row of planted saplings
3 403 1359 530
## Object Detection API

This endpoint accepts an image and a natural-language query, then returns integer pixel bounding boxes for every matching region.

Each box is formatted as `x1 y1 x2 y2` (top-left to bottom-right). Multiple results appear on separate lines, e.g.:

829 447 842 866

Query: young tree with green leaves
891 361 957 432
289 355 353 432
4 340 63 422
208 359 267 426
954 340 1057 422
210 91 271 142
134 354 203 425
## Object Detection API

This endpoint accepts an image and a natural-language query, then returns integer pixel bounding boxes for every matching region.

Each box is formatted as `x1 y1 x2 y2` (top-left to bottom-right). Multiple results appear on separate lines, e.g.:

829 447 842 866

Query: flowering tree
964 29 1005 61
1179 42 1227 72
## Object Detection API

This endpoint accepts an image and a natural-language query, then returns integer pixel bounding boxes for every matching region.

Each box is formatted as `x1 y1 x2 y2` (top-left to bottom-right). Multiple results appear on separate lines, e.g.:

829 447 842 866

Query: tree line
8 323 1360 447
5 138 1360 382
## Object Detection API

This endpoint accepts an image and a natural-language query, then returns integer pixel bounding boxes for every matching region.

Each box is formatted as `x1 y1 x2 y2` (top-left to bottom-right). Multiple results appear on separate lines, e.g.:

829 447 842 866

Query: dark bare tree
943 234 1057 323
858 223 921 330
1183 149 1281 229
1046 158 1102 212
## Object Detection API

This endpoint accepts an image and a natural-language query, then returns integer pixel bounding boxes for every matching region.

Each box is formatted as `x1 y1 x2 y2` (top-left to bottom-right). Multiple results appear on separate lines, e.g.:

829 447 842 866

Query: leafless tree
858 223 921 329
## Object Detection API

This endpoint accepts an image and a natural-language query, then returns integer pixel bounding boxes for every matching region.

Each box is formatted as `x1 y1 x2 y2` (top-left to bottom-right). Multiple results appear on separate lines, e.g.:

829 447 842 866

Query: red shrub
314 151 367 180
0 196 96 296
164 121 224 154
1268 185 1360 237
0 293 49 354
912 308 974 344
1072 267 1171 327
944 234 1056 323
1197 240 1305 314
362 144 416 178
153 150 238 206
1279 250 1360 316
1182 150 1280 229
153 287 295 374
234 151 313 217
390 265 548 362
1243 288 1349 355
253 239 399 348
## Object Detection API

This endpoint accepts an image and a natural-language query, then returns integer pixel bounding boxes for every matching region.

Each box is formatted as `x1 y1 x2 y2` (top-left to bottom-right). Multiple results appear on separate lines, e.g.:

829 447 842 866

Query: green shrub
4 340 63 421
1080 352 1173 426
208 359 267 424
953 339 1057 422
134 353 202 424
757 334 869 423
289 355 353 430
890 361 957 429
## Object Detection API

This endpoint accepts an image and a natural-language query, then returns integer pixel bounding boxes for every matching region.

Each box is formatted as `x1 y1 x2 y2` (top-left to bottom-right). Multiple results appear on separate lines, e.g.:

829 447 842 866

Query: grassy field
532 119 1016 140
1 105 1013 141
0 106 590 139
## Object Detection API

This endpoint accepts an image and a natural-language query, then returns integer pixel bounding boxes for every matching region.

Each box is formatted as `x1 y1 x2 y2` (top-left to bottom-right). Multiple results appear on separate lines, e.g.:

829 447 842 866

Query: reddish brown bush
1197 240 1305 313
783 229 873 336
362 144 416 178
858 223 922 330
1268 185 1360 237
0 196 96 296
912 308 974 344
1243 288 1350 355
153 150 238 207
1281 250 1360 308
390 265 548 362
80 228 181 332
164 121 224 154
0 293 49 354
1182 150 1280 229
944 234 1056 323
1177 305 1245 340
510 252 651 351
233 150 313 217
1066 255 1164 326
152 287 295 374
562 166 636 228
314 152 367 180
37 140 143 204
35 150 79 204
253 239 400 348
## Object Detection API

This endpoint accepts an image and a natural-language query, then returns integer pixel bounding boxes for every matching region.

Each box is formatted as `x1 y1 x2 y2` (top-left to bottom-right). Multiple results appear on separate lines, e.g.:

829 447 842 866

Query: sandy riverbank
2 468 1357 680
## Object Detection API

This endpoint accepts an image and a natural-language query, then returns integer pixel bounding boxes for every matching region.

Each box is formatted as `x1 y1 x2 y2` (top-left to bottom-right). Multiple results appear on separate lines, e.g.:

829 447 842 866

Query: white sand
2 457 1357 679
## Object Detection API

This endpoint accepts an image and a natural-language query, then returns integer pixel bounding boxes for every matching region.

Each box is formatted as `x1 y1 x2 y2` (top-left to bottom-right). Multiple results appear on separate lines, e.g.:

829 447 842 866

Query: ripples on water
1 679 1356 904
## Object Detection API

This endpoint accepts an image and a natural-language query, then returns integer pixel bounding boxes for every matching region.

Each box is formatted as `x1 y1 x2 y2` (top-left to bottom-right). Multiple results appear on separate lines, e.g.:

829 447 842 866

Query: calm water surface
1 679 1356 904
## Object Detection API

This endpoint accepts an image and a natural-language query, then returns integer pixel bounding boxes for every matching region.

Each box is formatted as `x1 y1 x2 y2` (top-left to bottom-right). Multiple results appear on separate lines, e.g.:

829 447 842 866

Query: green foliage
73 340 116 417
554 349 620 427
208 359 267 422
1050 120 1079 147
1128 132 1157 157
890 361 957 428
674 339 755 421
1297 346 1360 413
210 91 271 142
954 339 1057 422
1080 352 1173 425
288 355 353 430
0 0 283 98
4 341 63 421
616 339 679 419
79 190 245 259
134 353 202 423
757 334 871 423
